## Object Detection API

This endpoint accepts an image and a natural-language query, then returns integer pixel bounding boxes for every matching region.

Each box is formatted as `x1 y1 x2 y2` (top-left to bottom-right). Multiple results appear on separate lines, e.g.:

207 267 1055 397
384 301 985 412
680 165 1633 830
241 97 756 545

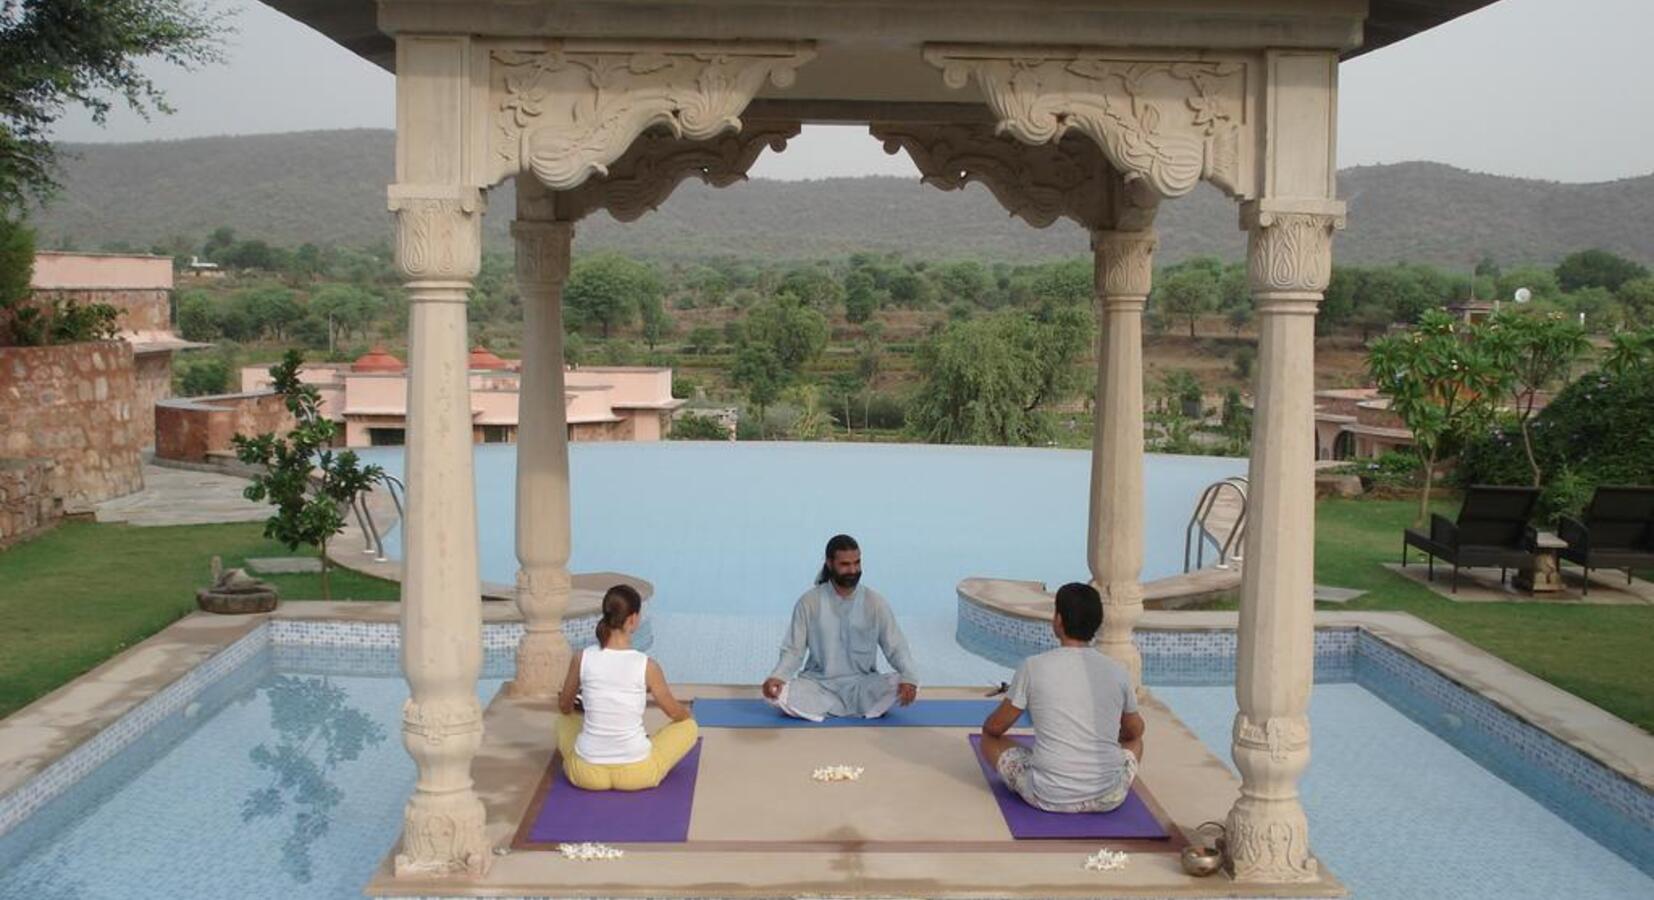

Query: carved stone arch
869 122 1158 232
484 39 814 194
923 46 1253 201
518 121 801 224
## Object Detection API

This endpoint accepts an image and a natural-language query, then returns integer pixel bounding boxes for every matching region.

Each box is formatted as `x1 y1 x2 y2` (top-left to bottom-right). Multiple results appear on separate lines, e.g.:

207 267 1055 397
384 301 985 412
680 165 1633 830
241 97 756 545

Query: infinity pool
363 442 1247 685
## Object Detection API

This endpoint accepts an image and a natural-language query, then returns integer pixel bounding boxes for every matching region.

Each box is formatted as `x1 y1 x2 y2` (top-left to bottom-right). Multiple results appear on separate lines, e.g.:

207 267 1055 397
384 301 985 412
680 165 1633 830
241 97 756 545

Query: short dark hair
815 533 860 584
1054 582 1103 641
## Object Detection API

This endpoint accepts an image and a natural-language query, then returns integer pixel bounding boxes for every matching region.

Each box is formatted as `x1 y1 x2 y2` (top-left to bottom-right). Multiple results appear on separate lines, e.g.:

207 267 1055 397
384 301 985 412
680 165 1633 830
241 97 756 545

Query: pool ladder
353 473 405 563
1184 476 1248 573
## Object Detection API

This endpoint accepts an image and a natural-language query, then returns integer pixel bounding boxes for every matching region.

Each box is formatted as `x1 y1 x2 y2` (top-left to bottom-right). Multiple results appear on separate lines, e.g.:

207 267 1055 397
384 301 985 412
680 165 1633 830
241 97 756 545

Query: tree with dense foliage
843 269 878 324
731 343 784 437
0 0 226 212
668 412 730 441
308 283 381 348
1368 310 1509 524
1481 310 1589 486
741 292 827 376
175 355 230 396
1554 249 1649 294
1154 267 1219 338
1600 326 1654 378
565 254 660 338
779 265 844 312
0 216 34 340
907 306 1092 445
1618 278 1654 328
233 350 383 600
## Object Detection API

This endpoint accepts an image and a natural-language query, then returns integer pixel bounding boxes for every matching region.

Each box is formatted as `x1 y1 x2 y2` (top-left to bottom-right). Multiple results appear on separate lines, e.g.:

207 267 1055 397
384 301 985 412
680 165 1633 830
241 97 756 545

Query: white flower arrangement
811 764 865 782
1084 848 1129 871
559 842 625 861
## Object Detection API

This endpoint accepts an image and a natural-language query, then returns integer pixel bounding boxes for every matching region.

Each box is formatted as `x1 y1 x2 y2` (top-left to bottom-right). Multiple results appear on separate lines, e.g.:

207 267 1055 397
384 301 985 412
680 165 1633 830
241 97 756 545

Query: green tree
238 285 302 341
907 307 1092 446
1617 278 1654 327
0 216 35 340
1368 310 1509 524
1483 311 1589 486
565 254 659 338
1495 265 1564 305
741 292 827 376
0 0 226 212
787 383 831 441
638 291 674 349
935 259 993 308
668 412 730 441
732 343 784 437
780 265 844 312
1600 326 1654 378
233 350 383 600
843 270 878 324
308 283 380 348
176 355 229 396
684 325 720 355
1153 267 1219 339
1555 249 1649 294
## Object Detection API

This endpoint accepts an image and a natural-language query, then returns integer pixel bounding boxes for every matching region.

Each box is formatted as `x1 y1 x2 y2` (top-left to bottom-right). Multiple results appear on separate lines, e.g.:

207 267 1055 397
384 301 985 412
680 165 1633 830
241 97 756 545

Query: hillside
32 129 1654 267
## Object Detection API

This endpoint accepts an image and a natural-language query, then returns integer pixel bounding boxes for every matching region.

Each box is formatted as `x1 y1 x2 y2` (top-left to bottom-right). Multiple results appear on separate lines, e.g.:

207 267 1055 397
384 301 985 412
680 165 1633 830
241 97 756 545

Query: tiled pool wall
3 615 1649 879
959 594 1653 877
1356 633 1654 875
957 594 1358 682
0 626 274 865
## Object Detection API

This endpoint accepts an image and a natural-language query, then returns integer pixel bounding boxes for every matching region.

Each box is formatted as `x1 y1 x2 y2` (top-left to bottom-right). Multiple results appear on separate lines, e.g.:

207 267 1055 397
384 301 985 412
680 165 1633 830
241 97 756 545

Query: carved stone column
1087 228 1156 690
1227 202 1342 884
389 184 491 878
506 202 575 699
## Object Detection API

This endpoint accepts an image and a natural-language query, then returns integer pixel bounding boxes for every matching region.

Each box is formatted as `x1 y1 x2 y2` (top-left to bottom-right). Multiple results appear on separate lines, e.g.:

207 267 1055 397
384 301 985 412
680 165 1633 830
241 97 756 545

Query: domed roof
468 346 509 370
351 346 405 373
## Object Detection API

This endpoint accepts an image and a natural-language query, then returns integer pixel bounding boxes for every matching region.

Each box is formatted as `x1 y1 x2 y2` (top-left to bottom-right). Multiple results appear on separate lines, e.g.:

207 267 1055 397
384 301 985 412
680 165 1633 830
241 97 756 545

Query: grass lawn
1314 498 1654 733
0 520 398 720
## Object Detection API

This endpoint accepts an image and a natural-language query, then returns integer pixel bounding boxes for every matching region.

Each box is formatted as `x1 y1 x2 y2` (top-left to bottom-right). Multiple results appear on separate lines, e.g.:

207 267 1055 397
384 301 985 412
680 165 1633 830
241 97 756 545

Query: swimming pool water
1159 684 1653 900
2 642 1647 900
363 442 1246 686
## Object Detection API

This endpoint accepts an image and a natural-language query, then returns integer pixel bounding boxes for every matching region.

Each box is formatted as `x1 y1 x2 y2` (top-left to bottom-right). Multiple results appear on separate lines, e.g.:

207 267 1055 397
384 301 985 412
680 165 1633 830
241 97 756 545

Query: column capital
1093 228 1158 299
511 219 574 287
1242 200 1345 296
388 184 485 282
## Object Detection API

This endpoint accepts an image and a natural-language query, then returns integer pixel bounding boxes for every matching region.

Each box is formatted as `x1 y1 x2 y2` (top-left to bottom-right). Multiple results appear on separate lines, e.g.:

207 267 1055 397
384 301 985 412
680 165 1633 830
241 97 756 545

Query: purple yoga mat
969 734 1169 840
526 740 702 843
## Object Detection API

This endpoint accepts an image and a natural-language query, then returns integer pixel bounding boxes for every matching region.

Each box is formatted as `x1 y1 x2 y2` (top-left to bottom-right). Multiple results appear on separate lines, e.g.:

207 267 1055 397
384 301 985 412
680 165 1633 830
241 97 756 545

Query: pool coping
3 603 1649 814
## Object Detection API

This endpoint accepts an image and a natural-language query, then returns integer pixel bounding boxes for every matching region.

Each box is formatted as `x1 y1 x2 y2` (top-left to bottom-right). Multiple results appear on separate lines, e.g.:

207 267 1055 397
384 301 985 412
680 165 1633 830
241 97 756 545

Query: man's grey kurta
767 583 919 719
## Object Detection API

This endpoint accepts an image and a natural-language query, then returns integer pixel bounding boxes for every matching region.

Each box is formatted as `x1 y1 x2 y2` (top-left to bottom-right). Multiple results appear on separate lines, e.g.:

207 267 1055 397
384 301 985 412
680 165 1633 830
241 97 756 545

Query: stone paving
94 463 270 527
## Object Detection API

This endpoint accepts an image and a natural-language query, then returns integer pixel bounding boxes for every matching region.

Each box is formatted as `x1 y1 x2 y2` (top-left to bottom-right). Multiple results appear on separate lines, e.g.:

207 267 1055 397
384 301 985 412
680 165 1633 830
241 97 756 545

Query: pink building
238 348 683 447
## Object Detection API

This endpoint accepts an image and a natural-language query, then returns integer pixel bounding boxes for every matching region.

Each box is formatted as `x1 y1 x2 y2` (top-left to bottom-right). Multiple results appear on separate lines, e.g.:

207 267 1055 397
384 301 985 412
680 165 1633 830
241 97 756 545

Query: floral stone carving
489 41 814 191
925 47 1250 200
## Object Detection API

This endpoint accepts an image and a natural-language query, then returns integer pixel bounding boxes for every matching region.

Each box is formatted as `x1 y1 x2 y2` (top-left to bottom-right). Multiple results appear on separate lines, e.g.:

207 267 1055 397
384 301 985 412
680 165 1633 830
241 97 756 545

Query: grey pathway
95 464 272 527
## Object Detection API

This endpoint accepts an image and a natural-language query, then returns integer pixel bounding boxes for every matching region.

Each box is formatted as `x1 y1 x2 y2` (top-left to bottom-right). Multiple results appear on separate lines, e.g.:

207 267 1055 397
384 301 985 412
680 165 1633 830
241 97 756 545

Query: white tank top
573 645 651 765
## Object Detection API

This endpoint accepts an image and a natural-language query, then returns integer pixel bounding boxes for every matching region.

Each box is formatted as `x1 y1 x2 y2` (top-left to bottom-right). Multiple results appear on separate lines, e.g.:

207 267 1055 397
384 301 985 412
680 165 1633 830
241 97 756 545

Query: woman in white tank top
556 584 697 791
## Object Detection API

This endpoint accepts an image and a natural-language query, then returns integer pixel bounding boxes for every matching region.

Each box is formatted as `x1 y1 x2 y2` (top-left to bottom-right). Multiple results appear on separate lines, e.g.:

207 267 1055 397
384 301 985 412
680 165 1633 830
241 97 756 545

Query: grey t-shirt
1007 646 1138 806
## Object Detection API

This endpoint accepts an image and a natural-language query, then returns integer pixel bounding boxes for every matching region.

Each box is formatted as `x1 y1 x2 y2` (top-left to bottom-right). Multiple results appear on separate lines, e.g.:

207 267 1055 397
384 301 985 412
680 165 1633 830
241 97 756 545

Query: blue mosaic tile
1354 632 1654 876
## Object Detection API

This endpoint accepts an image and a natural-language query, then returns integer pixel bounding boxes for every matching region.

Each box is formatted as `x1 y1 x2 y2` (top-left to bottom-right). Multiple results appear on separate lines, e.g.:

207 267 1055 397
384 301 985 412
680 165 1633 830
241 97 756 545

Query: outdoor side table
1516 531 1568 593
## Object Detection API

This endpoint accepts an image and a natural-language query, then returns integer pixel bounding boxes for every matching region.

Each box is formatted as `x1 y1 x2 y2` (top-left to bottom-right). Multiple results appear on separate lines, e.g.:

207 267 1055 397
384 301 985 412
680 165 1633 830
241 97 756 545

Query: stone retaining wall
0 458 61 547
0 342 143 511
155 391 294 463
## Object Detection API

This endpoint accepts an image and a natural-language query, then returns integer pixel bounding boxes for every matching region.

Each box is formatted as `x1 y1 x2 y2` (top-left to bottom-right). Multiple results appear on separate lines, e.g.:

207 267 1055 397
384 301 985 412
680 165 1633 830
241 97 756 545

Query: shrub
1458 366 1654 523
669 412 729 440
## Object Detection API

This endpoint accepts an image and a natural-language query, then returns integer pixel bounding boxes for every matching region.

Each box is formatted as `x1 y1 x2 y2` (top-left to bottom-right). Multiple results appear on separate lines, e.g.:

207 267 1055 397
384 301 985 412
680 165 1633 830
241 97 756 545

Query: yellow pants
556 713 699 791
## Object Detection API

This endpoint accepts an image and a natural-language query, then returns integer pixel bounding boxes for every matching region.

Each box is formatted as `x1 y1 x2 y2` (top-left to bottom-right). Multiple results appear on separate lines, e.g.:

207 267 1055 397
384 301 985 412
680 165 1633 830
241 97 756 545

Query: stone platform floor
366 684 1347 899
94 463 269 527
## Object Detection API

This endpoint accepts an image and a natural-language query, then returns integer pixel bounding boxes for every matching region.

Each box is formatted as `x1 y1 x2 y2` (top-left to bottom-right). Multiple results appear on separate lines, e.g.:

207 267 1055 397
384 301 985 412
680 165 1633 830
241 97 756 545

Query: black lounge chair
1402 486 1541 592
1557 486 1654 595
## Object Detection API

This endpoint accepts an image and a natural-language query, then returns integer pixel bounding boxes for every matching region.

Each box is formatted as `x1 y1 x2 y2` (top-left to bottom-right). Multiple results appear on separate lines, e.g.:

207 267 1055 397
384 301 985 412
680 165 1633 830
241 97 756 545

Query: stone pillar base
393 791 491 878
504 627 573 699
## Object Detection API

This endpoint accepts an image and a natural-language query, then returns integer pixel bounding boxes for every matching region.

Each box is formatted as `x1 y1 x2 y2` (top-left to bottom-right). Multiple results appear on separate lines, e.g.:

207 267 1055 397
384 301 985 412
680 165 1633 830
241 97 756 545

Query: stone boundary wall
155 391 294 463
29 287 170 335
0 342 142 512
0 458 61 547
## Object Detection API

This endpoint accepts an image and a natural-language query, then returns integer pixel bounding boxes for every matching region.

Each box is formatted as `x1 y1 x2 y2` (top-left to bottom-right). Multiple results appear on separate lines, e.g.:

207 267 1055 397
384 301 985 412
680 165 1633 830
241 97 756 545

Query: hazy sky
49 0 1653 184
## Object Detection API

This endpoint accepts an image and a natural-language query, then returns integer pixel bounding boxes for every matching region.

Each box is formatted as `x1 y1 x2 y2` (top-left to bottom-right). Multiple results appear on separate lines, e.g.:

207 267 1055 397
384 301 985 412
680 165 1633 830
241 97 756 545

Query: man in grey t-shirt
980 582 1145 813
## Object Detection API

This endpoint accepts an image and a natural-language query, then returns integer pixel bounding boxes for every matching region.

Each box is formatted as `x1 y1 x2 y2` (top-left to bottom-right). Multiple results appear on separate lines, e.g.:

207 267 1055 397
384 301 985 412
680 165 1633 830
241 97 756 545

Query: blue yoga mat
692 697 1029 728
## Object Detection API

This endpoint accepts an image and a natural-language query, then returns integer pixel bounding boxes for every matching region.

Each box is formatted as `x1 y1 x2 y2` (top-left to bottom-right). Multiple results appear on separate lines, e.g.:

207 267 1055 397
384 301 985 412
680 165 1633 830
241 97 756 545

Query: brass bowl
1180 845 1224 877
